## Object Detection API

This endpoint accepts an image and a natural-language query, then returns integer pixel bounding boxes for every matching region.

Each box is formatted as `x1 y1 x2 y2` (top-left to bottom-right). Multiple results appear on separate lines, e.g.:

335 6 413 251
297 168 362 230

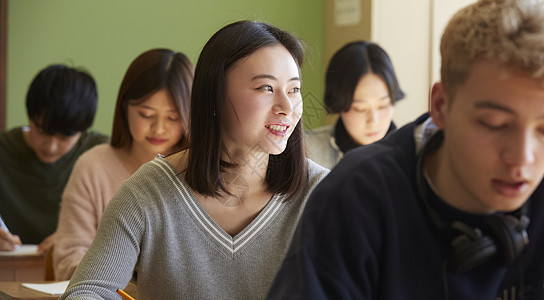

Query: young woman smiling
59 21 328 300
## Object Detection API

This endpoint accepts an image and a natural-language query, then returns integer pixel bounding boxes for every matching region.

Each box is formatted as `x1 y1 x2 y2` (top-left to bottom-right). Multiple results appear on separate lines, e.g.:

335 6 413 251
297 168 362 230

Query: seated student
53 48 194 280
305 41 404 169
268 0 544 299
0 65 107 254
59 20 329 300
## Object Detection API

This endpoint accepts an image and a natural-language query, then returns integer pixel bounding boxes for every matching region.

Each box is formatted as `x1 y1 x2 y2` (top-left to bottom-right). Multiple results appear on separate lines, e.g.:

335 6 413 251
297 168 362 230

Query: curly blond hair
441 0 544 94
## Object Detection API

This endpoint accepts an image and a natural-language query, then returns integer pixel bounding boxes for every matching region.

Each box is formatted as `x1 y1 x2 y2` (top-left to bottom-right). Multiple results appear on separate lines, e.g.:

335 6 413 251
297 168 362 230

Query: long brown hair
110 48 194 149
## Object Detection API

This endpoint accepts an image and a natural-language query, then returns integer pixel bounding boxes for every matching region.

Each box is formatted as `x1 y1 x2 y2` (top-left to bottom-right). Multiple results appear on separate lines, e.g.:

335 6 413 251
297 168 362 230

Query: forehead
129 89 177 111
227 45 300 78
351 73 390 103
454 60 544 109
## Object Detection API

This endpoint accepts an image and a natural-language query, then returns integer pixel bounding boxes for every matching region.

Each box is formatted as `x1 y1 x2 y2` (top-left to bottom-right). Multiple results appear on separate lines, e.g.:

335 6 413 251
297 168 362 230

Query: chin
269 149 287 156
490 198 528 213
357 138 376 146
39 156 60 164
267 144 288 155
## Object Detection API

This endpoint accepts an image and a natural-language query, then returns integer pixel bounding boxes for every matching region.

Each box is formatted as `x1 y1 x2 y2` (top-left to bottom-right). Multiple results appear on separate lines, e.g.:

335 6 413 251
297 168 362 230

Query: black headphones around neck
416 130 530 273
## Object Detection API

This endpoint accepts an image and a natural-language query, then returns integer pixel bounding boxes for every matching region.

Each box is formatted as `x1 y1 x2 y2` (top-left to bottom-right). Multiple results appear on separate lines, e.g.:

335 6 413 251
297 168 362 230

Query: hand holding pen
0 216 22 251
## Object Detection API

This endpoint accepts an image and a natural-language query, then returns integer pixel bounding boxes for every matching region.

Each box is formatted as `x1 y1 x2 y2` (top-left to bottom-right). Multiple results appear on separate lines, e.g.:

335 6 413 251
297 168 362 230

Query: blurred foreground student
0 65 107 253
269 0 544 299
53 48 193 280
60 20 328 299
305 41 404 169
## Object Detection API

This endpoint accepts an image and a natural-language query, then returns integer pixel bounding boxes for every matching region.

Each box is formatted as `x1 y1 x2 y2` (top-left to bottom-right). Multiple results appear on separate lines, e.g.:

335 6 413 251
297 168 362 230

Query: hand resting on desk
37 233 55 255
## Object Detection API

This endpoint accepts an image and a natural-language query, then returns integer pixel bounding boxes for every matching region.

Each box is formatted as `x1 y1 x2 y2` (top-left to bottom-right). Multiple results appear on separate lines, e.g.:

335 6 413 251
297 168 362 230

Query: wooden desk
0 281 58 300
0 281 139 300
0 247 45 281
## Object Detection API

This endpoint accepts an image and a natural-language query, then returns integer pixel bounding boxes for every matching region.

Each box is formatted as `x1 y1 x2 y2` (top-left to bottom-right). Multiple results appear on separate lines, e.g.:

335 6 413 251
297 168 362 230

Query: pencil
117 288 136 300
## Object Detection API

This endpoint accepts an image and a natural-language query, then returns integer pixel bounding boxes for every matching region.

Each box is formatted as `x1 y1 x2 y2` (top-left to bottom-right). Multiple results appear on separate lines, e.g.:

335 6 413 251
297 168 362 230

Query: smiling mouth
265 124 288 132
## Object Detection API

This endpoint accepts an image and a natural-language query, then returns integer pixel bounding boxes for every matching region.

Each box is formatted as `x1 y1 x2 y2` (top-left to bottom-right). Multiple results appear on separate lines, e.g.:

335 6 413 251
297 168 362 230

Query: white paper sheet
21 281 70 295
0 244 39 256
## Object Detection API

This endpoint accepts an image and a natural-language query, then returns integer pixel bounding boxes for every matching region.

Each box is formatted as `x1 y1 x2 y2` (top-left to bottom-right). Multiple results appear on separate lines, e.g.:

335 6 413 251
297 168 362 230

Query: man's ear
429 82 448 130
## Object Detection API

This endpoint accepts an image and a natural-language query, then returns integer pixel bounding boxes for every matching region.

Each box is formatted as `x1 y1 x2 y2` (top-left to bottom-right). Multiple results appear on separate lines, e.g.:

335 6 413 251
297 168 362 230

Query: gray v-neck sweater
60 156 329 300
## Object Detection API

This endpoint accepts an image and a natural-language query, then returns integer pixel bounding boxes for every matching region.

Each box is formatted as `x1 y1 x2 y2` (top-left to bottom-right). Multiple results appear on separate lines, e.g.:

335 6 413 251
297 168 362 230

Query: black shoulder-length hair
324 41 405 113
185 20 308 200
110 48 194 149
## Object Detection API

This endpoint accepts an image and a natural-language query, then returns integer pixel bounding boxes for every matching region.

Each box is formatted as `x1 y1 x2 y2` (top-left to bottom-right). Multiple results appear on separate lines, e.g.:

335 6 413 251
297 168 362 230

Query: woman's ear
429 82 448 130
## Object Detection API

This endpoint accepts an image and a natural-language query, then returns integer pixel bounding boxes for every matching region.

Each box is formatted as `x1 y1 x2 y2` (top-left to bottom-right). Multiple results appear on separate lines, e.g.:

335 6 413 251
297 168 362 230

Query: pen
0 214 9 232
117 288 136 300
0 214 20 250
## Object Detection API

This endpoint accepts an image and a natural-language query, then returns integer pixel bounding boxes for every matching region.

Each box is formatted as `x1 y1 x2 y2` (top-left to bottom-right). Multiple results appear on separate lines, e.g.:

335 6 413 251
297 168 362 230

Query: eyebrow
252 74 301 82
353 95 391 103
474 100 514 114
138 104 178 112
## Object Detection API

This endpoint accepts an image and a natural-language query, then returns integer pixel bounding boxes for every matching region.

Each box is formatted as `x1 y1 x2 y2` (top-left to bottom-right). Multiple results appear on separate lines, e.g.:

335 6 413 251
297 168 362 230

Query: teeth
267 125 287 131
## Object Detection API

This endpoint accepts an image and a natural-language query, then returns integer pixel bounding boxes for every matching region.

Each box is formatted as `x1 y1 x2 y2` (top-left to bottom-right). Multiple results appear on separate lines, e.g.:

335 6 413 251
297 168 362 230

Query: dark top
0 127 108 243
268 114 544 300
334 117 396 154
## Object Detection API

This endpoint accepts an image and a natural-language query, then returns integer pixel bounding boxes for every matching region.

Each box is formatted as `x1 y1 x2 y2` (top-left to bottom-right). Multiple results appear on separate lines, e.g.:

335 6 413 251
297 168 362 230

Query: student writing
53 48 193 280
0 65 107 253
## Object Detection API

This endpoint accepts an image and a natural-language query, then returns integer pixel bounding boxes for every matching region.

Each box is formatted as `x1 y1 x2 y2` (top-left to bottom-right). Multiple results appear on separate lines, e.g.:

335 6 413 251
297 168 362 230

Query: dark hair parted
185 20 308 200
110 48 194 149
324 41 405 113
26 64 98 136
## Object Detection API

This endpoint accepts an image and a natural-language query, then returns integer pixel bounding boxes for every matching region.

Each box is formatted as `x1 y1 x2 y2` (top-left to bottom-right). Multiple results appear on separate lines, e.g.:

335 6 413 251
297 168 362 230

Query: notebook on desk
0 244 39 256
21 281 69 295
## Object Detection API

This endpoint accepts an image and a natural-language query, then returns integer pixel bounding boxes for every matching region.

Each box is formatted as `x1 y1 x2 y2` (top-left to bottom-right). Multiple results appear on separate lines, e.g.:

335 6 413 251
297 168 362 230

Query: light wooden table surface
0 281 58 300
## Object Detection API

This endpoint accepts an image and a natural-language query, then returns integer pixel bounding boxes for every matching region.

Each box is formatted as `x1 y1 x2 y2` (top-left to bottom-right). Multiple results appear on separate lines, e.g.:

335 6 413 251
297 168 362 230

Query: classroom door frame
0 0 6 131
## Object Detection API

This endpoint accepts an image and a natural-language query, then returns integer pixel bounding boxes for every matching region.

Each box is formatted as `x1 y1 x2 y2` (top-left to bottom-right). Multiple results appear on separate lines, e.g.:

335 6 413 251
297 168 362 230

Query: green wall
7 0 325 135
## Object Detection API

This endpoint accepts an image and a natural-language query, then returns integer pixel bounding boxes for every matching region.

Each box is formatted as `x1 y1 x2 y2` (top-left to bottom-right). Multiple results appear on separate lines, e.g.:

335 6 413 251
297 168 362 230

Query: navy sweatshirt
268 114 544 300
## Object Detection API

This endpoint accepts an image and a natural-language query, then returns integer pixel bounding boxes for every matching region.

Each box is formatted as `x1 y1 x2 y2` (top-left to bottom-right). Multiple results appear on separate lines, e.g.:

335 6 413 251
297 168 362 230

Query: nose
44 137 58 153
366 108 379 124
151 117 166 134
272 92 295 116
501 131 535 167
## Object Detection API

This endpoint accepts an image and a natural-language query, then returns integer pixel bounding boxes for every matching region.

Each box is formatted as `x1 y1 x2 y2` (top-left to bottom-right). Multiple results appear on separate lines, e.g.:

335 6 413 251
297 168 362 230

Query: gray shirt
304 125 342 170
60 156 329 300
